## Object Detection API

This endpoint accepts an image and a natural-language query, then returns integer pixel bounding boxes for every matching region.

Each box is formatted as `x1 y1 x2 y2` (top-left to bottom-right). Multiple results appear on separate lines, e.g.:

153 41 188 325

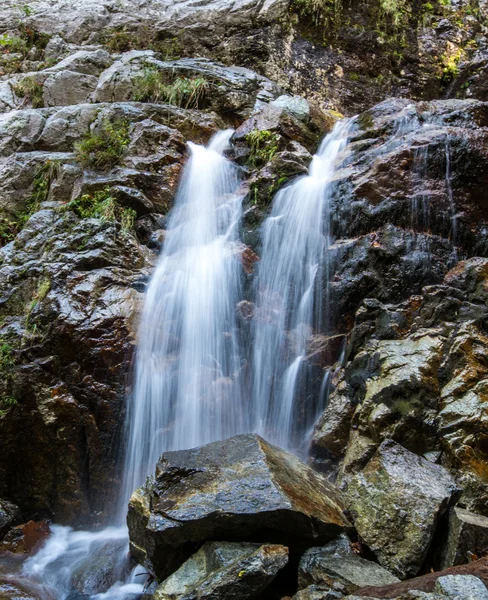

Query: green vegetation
0 343 15 373
0 4 51 75
102 26 182 59
132 67 209 108
12 75 44 108
58 187 137 236
0 160 59 247
246 130 280 168
25 276 50 333
75 119 131 170
358 111 374 131
0 343 17 416
438 48 463 87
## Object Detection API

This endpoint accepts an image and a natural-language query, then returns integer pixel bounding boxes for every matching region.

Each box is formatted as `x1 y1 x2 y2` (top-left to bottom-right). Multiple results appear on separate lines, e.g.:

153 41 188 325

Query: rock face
344 440 459 579
439 507 488 569
0 498 22 539
127 434 351 580
153 541 289 600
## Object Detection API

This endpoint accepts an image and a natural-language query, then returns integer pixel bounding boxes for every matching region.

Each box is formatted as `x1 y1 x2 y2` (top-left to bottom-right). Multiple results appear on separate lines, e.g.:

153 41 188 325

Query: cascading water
251 120 352 451
13 130 245 600
122 128 246 505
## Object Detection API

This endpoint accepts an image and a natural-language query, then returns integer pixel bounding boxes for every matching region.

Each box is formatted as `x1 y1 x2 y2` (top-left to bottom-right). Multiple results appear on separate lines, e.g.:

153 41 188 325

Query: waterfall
122 129 246 506
19 130 246 600
251 120 351 451
16 121 353 599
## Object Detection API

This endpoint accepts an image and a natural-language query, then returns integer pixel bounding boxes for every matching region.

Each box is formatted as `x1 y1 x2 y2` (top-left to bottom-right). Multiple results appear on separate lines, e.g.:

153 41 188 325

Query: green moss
358 111 374 130
438 48 463 87
0 160 59 247
0 343 15 373
12 75 44 108
59 187 137 237
132 68 209 108
246 130 279 168
75 119 131 170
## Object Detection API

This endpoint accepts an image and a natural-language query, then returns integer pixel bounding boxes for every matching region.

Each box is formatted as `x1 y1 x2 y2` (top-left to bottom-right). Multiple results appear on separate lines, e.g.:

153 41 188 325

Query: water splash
251 120 352 451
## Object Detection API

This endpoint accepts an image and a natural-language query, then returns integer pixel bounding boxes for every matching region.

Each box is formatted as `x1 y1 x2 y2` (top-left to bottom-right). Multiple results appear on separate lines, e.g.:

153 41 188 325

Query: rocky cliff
1 0 488 598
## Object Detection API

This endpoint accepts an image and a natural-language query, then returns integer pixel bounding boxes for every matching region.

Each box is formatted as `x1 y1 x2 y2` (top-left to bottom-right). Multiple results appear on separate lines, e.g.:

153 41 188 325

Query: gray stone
153 541 288 600
0 499 22 539
434 574 488 599
128 434 351 580
298 545 400 595
440 507 488 568
271 95 310 122
344 440 460 579
294 585 344 600
43 70 99 107
46 49 113 77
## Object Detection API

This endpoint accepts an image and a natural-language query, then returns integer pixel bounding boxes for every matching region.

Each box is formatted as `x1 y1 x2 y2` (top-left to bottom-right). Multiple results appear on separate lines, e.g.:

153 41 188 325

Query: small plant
246 130 280 168
12 75 44 108
59 187 137 237
0 343 15 372
0 33 28 55
25 277 50 333
0 395 18 417
439 48 463 87
0 160 59 248
132 68 209 109
102 26 182 59
75 119 131 170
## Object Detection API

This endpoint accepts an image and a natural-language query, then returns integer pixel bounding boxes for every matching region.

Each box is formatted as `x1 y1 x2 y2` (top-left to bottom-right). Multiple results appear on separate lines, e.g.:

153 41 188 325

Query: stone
43 70 99 106
153 541 288 600
440 508 488 568
0 520 50 553
344 440 460 579
298 543 400 595
434 574 488 599
0 498 22 539
127 434 351 580
271 95 310 122
294 585 344 600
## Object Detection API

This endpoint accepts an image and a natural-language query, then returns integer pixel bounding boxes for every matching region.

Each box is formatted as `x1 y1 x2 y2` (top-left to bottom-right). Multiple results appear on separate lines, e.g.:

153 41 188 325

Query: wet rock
1 520 50 554
153 541 288 600
127 433 351 580
439 507 488 568
344 440 460 579
434 574 488 599
271 95 310 123
298 541 399 595
294 585 344 600
0 499 22 540
70 537 129 595
0 582 40 600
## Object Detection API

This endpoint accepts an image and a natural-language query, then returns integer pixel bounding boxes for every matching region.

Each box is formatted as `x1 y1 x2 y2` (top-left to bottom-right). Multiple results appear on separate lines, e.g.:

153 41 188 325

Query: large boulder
153 541 289 600
344 440 459 579
127 434 351 580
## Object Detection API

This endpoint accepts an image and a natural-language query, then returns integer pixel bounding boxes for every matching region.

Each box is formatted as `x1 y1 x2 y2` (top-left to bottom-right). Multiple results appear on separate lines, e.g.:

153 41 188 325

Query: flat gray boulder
344 440 460 579
128 434 351 580
434 574 488 599
298 538 399 595
153 541 288 600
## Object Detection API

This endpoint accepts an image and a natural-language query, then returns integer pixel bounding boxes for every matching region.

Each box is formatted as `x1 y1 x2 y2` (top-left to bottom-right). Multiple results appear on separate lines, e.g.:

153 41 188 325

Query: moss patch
75 119 130 170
